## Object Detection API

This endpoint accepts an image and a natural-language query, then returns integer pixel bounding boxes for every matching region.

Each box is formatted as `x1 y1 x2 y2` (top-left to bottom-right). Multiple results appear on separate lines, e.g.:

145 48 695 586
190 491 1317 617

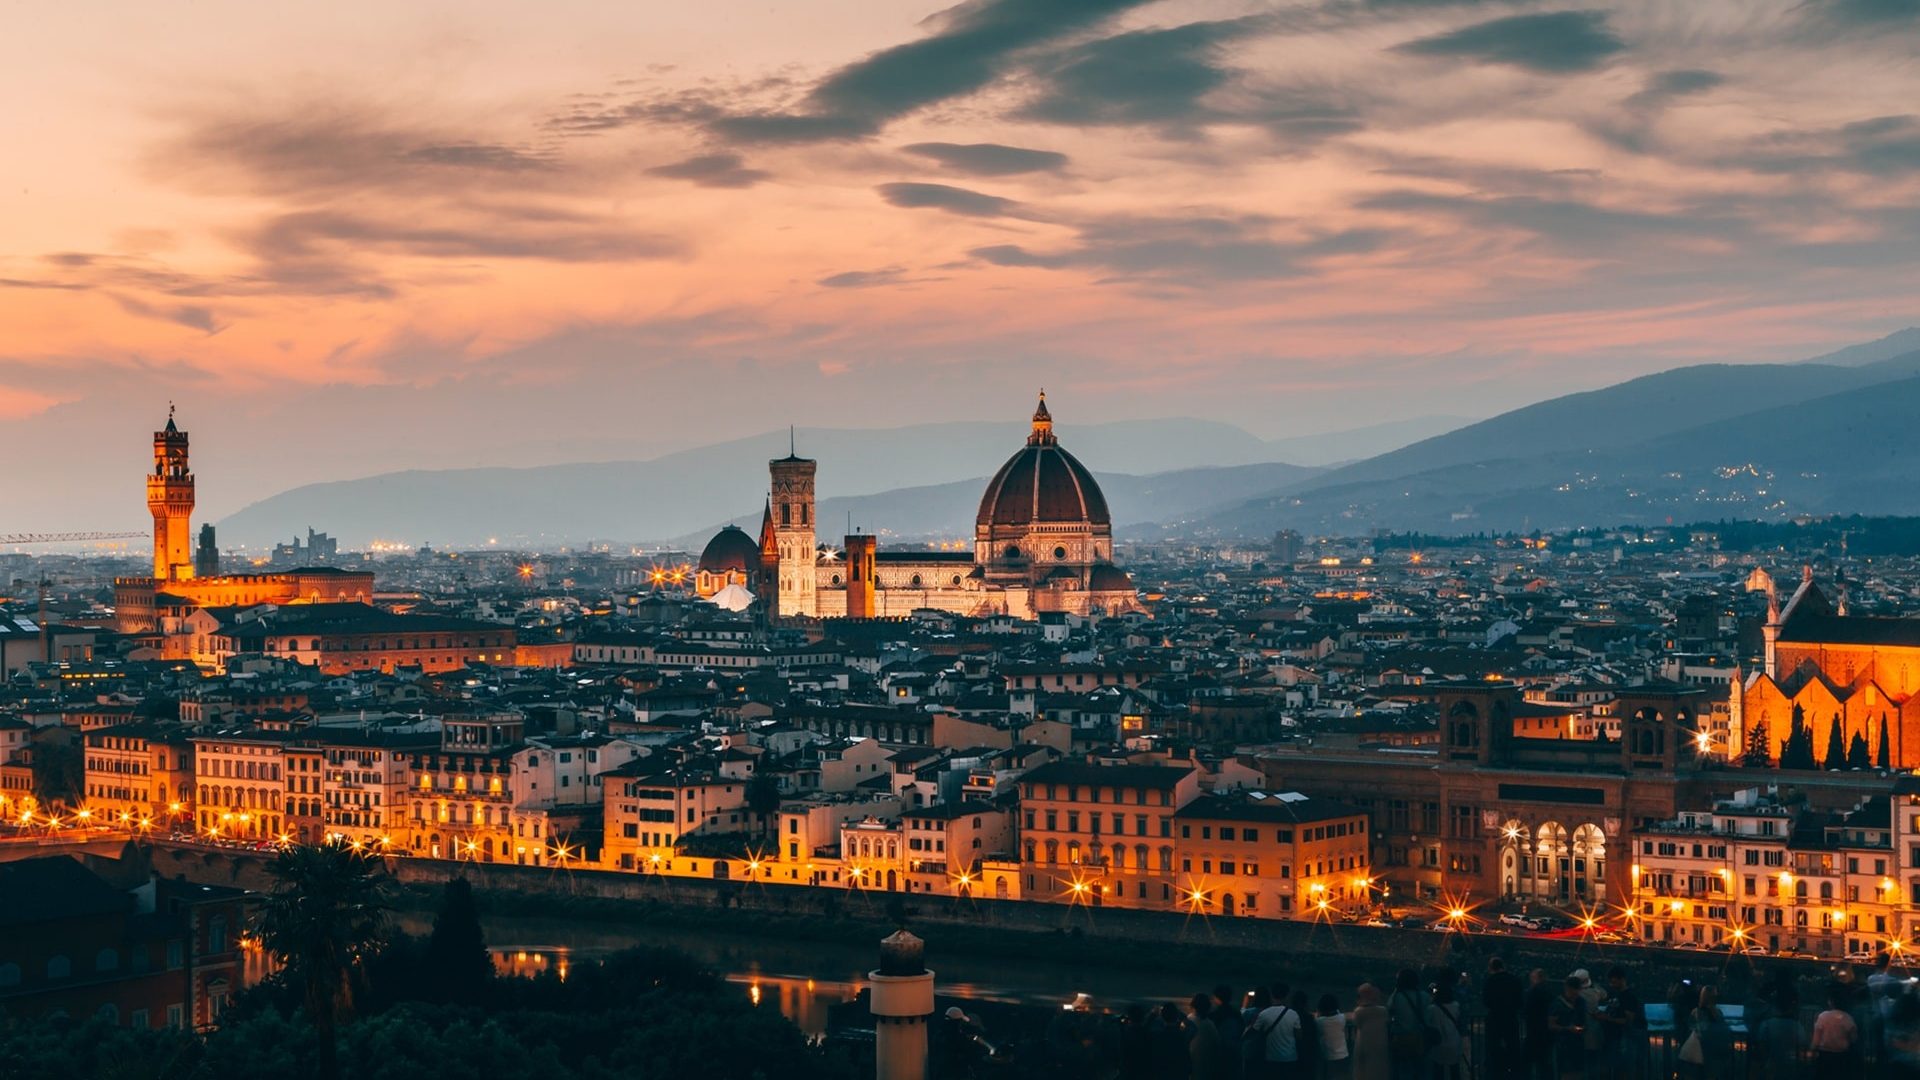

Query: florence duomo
11 1 1920 1077
697 393 1140 621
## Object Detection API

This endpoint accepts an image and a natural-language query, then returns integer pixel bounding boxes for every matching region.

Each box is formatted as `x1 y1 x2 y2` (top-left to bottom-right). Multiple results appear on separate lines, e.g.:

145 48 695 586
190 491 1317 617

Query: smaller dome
699 526 761 574
1088 563 1132 592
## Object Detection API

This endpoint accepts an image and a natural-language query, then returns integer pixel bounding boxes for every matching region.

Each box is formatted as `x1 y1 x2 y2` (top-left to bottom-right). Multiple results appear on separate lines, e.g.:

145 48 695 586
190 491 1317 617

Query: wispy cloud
1394 11 1626 73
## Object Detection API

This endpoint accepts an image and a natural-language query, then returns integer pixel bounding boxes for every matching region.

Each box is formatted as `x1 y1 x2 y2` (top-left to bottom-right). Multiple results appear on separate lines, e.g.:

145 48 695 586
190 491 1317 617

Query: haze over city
6 0 1920 526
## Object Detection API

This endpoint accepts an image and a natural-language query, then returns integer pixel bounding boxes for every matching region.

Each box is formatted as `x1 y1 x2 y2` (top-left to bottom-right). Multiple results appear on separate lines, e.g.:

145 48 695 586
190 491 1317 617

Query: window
95 948 119 973
46 955 71 979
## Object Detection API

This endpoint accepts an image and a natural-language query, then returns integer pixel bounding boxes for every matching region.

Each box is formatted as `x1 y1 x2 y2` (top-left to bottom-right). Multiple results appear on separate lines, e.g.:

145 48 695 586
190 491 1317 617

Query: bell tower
147 406 196 582
769 431 817 618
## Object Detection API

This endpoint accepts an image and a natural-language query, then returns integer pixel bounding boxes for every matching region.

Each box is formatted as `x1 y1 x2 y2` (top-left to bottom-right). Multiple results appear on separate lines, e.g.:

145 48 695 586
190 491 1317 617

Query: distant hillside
687 461 1322 546
1198 360 1920 535
217 419 1312 547
1298 348 1920 494
1260 414 1472 467
1798 327 1920 367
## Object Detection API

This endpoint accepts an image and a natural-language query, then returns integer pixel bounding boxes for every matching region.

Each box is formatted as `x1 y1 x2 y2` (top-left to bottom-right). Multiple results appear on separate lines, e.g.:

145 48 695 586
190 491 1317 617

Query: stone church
694 394 1141 620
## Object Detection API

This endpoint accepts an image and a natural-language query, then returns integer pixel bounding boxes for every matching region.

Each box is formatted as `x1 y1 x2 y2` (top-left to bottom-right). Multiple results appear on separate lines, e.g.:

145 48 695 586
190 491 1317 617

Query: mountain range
217 328 1920 546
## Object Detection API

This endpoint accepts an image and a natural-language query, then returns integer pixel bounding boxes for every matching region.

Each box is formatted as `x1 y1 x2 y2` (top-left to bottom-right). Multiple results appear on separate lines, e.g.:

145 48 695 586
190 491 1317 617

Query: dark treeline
0 846 856 1080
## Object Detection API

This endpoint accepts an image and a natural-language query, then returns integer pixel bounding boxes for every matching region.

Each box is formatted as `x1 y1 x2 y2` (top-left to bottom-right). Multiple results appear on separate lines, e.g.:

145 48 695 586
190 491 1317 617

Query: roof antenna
789 425 796 457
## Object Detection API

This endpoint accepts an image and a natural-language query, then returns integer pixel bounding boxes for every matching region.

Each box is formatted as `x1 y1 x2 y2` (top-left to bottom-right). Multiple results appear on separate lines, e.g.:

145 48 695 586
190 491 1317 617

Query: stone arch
1570 823 1606 903
1498 820 1530 897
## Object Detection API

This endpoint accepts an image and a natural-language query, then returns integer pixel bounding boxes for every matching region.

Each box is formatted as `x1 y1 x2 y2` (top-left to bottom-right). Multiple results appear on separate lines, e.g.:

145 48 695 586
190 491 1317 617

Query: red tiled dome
698 525 761 574
976 439 1110 528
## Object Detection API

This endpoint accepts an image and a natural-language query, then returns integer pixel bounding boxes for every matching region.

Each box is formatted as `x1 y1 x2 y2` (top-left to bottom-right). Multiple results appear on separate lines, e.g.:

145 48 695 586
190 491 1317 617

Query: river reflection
435 912 1355 1038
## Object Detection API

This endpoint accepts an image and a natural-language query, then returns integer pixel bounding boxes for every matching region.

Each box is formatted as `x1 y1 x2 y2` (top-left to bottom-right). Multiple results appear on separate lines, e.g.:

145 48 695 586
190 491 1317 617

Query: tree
745 772 781 819
1881 714 1893 770
1780 705 1817 770
257 839 391 1080
423 877 493 1005
1742 717 1772 767
1848 732 1871 770
1824 715 1847 771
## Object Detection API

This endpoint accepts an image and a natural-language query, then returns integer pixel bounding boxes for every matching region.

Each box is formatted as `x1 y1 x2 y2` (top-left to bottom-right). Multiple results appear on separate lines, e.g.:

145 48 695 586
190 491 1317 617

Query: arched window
46 955 71 979
95 948 119 973
1005 545 1021 559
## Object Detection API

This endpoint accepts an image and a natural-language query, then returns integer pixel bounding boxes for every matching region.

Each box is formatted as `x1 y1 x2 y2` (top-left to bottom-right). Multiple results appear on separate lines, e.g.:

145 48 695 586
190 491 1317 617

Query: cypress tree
424 877 493 1004
1781 704 1816 770
1823 715 1847 771
1848 732 1870 770
1742 717 1772 767
1880 714 1893 770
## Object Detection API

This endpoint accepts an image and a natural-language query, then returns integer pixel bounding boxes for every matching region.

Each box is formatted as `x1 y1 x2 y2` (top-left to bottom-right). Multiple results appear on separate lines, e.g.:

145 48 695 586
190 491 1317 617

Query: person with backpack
1255 982 1305 1080
1428 981 1469 1080
1389 968 1435 1080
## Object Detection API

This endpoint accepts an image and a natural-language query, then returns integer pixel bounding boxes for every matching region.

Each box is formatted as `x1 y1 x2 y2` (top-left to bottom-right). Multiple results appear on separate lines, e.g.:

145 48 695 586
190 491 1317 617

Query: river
395 910 1456 1035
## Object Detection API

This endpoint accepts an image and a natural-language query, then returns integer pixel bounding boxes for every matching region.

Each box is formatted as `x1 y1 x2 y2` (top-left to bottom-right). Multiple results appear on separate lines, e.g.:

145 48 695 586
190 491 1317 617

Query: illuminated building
1257 681 1717 906
1734 568 1920 768
82 725 195 829
115 411 374 634
147 407 195 582
1017 760 1200 908
185 602 516 675
704 394 1141 622
1632 785 1912 958
406 713 524 862
602 761 758 872
1173 792 1372 919
190 730 291 841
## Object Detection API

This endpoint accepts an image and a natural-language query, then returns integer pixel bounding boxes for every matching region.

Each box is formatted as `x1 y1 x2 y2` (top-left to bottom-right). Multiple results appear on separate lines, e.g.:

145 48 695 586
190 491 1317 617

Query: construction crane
1 531 147 545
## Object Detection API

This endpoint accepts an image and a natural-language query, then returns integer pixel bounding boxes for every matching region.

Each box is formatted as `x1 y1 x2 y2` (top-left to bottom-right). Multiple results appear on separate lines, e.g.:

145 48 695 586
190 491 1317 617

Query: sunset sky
5 0 1919 524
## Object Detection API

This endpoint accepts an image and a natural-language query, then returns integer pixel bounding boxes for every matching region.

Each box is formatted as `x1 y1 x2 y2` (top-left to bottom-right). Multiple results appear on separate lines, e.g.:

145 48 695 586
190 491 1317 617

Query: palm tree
256 839 390 1080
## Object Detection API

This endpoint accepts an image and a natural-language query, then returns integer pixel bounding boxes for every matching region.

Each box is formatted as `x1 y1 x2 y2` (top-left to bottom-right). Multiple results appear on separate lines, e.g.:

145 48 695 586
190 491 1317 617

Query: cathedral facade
696 395 1141 621
1733 568 1920 769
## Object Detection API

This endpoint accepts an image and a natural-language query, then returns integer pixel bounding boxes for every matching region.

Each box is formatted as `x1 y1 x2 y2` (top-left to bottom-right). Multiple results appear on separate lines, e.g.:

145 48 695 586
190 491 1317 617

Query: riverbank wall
125 841 1775 995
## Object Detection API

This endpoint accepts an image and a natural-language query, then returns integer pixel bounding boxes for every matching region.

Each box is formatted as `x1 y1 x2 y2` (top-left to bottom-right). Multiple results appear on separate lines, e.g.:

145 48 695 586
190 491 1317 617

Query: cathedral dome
975 393 1111 529
698 525 761 574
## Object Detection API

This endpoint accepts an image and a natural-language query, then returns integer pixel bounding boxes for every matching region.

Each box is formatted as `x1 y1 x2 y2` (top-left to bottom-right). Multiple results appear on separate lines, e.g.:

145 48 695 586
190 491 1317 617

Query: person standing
1812 986 1861 1080
1549 975 1588 1080
1684 986 1733 1080
1352 983 1392 1080
1428 982 1469 1080
1483 958 1525 1080
1524 969 1556 1080
1596 967 1644 1080
1750 988 1806 1080
1389 969 1435 1080
1319 994 1354 1080
1193 992 1229 1080
1257 983 1305 1080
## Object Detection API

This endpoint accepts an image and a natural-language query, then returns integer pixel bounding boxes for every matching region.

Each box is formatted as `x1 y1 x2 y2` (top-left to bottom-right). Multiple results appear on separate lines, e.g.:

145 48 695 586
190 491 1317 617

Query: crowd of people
935 952 1920 1080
